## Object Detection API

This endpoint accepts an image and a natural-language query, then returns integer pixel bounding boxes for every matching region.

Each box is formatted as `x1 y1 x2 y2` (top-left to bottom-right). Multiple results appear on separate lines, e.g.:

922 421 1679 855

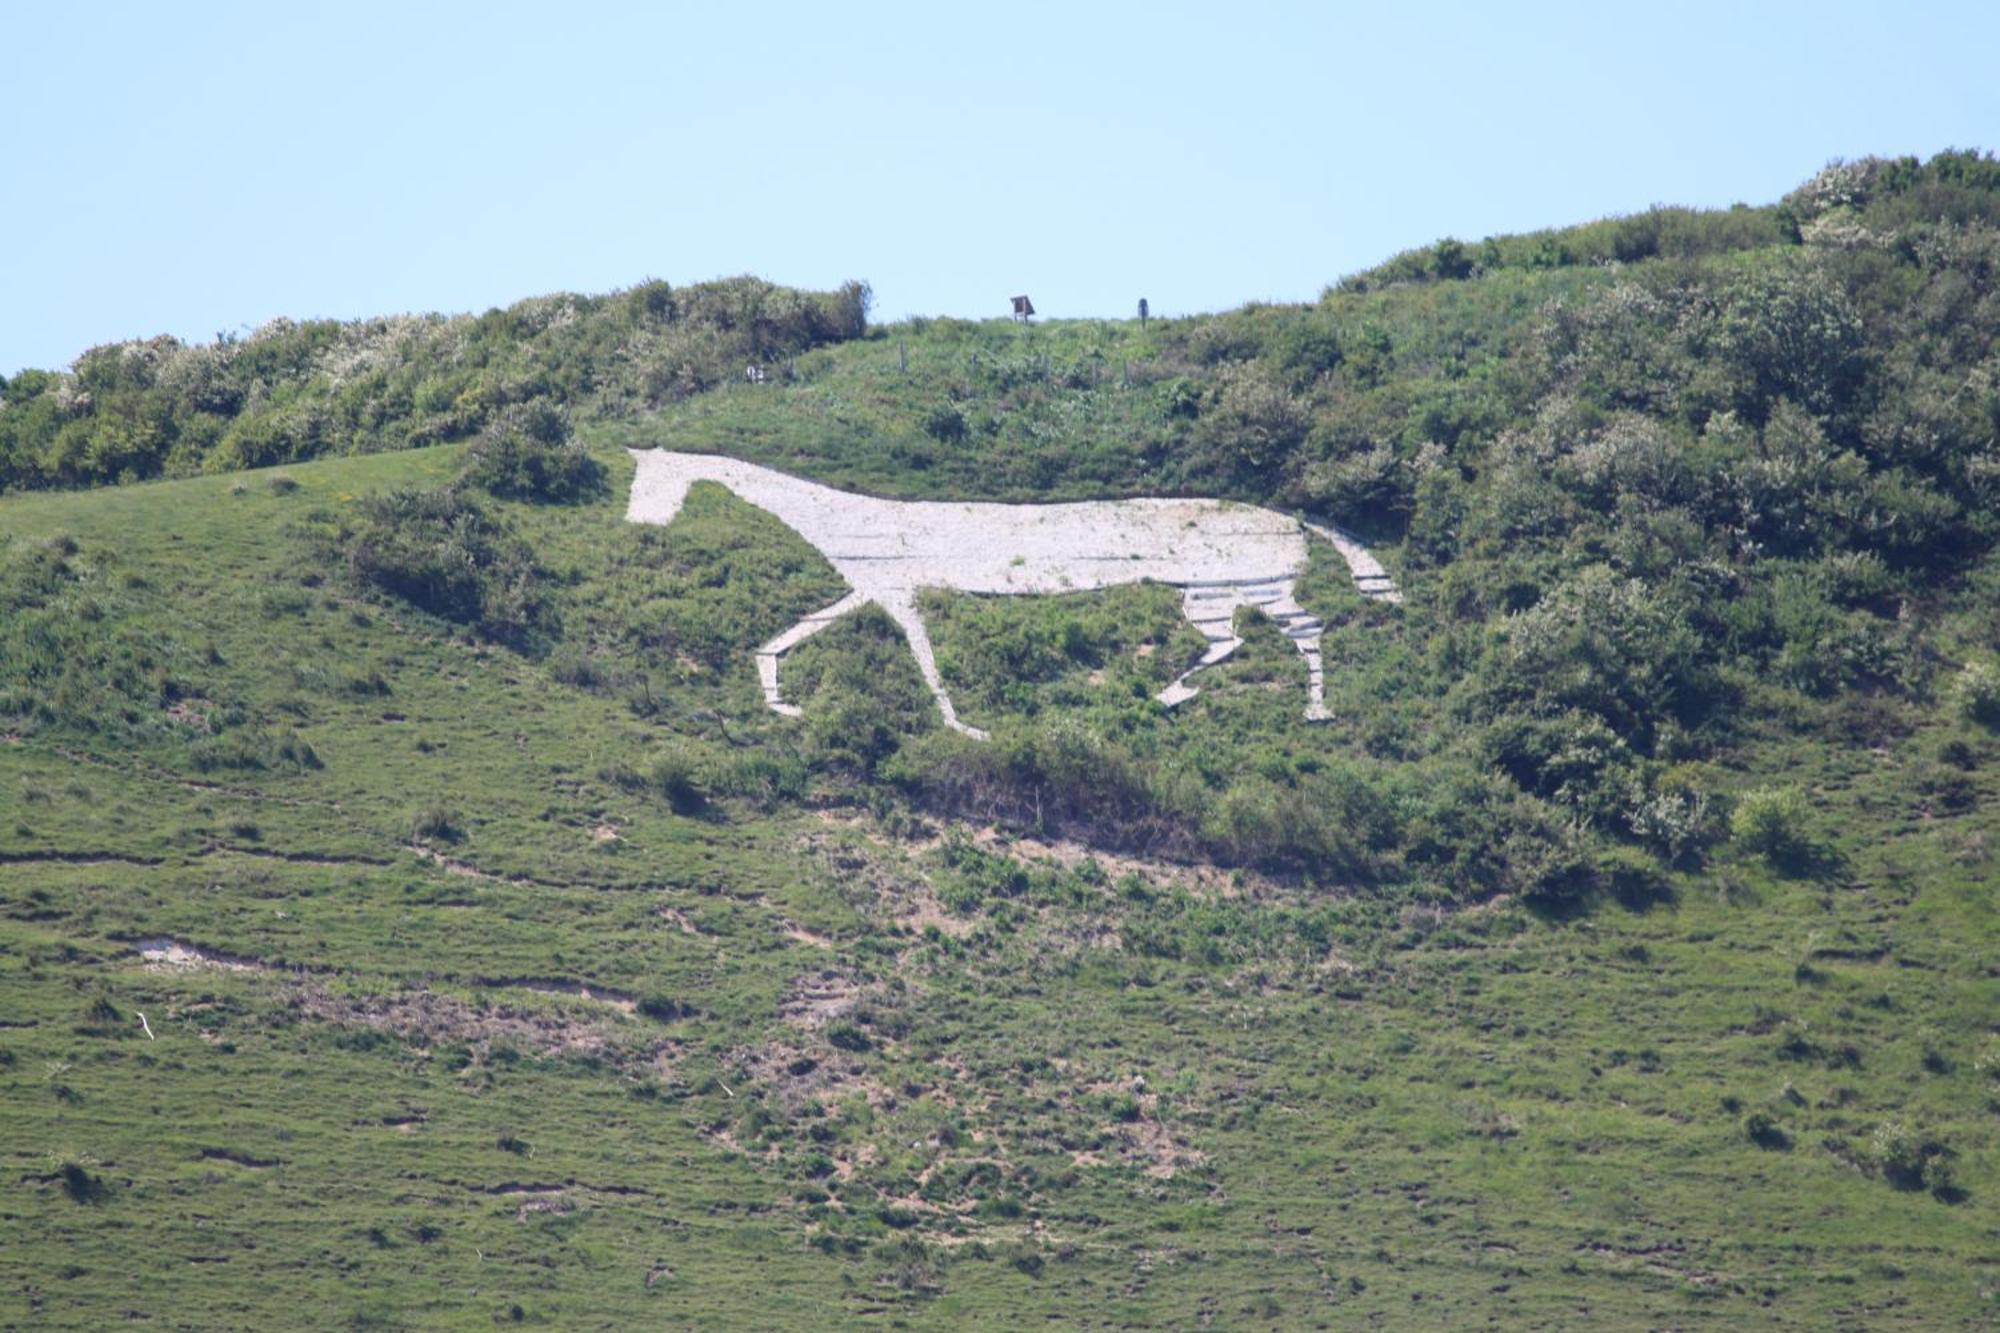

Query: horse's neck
673 454 831 529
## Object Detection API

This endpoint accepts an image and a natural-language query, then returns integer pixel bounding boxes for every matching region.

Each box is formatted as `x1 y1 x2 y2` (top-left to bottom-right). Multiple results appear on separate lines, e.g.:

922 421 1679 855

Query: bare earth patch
778 969 876 1030
809 807 1300 907
295 986 631 1061
1083 1080 1207 1179
481 977 640 1015
130 937 263 973
658 904 706 935
734 1041 896 1119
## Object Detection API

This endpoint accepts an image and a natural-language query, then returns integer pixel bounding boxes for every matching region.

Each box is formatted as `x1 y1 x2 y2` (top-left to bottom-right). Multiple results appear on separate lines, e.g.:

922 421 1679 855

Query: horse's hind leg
1158 585 1247 708
755 590 869 717
1263 585 1330 721
878 594 989 741
1160 581 1329 720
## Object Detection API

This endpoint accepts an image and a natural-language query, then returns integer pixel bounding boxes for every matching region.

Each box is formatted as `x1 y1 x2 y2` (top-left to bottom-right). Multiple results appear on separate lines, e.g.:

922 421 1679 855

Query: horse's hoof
767 702 804 718
1157 682 1199 708
1303 705 1332 722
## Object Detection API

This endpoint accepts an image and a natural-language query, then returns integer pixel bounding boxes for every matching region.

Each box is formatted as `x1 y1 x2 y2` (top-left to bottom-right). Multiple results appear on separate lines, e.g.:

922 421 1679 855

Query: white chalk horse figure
625 449 1401 740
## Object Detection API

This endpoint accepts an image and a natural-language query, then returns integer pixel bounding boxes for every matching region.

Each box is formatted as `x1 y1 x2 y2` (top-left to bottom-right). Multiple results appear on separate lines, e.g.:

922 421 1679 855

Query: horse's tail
1301 518 1403 605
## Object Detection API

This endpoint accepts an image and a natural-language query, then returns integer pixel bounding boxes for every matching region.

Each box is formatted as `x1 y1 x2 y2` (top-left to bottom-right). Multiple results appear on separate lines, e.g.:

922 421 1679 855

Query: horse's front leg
877 594 988 741
1157 585 1246 709
755 590 869 717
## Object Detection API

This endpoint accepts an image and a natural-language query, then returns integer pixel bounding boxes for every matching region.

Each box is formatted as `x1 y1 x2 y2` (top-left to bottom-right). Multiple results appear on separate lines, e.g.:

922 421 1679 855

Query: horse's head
625 448 708 526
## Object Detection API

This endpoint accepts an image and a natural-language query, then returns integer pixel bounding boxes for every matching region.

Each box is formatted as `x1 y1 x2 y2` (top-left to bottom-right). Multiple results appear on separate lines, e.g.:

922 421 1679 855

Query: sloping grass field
2 439 1993 1327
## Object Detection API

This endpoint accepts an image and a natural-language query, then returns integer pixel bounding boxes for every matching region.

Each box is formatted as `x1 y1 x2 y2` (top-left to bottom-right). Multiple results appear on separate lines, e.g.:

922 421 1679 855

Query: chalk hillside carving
626 449 1402 739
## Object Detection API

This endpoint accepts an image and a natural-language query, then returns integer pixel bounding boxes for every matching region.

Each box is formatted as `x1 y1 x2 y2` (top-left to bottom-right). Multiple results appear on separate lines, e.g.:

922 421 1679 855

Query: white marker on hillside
626 450 1401 739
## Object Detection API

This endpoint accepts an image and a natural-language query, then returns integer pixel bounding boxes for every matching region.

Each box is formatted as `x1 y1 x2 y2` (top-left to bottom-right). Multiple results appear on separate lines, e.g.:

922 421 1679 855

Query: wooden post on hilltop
898 341 907 375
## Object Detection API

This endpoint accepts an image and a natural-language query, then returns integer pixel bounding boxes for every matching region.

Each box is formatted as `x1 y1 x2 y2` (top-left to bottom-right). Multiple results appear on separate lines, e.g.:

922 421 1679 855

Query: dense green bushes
458 402 604 503
329 488 555 649
0 276 871 493
886 719 1398 883
1337 204 1794 294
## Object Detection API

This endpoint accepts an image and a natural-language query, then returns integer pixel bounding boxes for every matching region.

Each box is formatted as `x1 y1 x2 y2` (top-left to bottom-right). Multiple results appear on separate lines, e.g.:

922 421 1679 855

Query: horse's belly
824 521 1307 596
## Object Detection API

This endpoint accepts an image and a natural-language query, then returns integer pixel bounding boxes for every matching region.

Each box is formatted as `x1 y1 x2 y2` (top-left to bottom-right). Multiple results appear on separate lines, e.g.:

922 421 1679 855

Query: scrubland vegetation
1 152 1996 1325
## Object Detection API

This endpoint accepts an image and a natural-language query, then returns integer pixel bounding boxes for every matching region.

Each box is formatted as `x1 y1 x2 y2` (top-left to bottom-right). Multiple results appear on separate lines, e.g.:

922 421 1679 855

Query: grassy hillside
2 153 1997 1327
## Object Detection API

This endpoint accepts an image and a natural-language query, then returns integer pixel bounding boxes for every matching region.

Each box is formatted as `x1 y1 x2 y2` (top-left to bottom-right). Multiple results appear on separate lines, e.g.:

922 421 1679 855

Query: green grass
2 442 1994 1327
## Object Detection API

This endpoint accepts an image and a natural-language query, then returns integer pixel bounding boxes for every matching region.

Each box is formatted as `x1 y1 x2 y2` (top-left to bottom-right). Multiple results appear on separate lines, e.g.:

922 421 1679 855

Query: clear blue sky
4 0 1996 376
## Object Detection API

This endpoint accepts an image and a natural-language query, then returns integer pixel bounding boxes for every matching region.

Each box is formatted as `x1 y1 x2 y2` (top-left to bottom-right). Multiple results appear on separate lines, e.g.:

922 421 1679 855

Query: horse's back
631 454 1310 597
813 496 1307 595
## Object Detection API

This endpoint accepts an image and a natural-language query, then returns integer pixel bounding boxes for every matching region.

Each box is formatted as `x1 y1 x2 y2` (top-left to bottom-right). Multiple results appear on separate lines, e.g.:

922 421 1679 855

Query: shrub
1953 662 2000 728
1913 761 1977 815
1501 819 1600 906
188 727 322 773
550 651 609 691
1185 363 1307 493
1868 1121 1961 1199
826 1022 871 1053
59 1161 106 1204
459 403 605 503
1713 260 1869 420
1432 238 1475 280
649 747 708 814
706 750 808 809
1730 787 1812 867
274 732 322 769
1626 766 1722 867
409 802 461 844
342 667 390 697
338 487 554 648
921 404 967 444
1269 315 1343 386
1490 565 1706 753
1596 845 1674 909
1745 1112 1792 1150
1936 733 1979 770
637 994 691 1022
